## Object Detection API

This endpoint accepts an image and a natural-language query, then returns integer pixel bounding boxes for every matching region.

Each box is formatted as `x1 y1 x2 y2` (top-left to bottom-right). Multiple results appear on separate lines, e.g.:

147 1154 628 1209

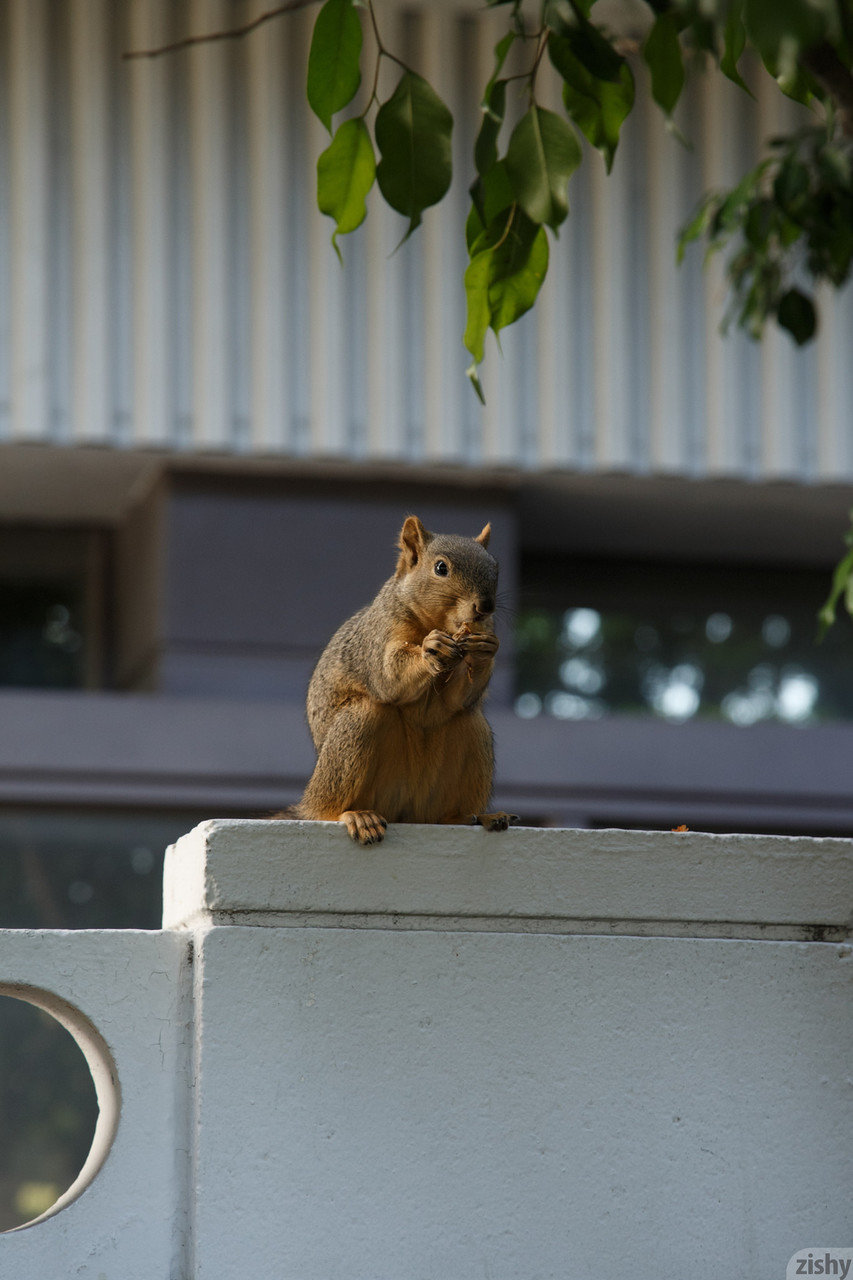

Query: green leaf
744 0 828 83
776 65 817 105
470 160 514 228
464 206 549 372
544 1 625 82
643 12 685 117
488 223 549 333
466 362 487 405
505 106 582 230
549 32 635 173
475 79 507 177
773 157 810 210
689 17 719 57
744 198 774 248
375 71 453 241
317 118 376 261
464 257 493 366
777 287 817 343
306 0 362 134
544 0 595 27
720 3 753 96
818 540 853 637
464 207 547 356
483 30 516 104
466 201 486 254
818 144 852 186
677 192 718 262
710 160 771 236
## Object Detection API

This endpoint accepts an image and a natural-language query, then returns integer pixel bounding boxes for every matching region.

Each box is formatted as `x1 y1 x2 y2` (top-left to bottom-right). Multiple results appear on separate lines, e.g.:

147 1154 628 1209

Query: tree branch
122 0 318 60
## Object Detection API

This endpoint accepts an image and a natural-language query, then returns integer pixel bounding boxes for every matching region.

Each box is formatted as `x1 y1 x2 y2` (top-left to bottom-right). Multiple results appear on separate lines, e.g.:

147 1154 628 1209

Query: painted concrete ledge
163 819 853 941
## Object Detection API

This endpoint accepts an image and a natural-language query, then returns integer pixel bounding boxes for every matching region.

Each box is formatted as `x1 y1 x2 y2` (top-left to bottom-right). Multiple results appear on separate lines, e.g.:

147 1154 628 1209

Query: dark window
0 808 211 930
516 557 853 725
0 581 86 688
0 527 108 690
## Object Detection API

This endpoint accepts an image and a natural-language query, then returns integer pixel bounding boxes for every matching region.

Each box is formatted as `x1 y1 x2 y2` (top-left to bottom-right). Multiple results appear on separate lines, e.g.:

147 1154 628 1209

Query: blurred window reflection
0 809 208 929
515 558 853 725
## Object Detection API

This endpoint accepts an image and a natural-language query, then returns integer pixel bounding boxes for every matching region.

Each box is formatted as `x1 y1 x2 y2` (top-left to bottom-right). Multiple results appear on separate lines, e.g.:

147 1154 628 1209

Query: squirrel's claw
458 632 499 659
340 810 388 846
422 629 464 677
474 811 519 832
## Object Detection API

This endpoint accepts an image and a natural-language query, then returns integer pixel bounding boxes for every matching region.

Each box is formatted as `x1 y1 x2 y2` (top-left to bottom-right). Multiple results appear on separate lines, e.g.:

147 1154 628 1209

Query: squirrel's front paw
422 629 463 676
474 811 519 832
458 631 499 662
340 810 388 846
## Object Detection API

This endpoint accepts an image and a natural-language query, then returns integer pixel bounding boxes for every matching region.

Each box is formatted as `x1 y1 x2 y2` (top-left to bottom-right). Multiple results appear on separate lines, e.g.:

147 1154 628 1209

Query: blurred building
2 0 853 930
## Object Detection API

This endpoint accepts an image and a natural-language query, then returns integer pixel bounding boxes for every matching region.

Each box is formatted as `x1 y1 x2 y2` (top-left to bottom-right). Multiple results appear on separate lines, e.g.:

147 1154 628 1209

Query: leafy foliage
302 0 853 625
464 206 549 400
549 31 634 173
517 562 853 725
307 0 853 397
678 125 853 344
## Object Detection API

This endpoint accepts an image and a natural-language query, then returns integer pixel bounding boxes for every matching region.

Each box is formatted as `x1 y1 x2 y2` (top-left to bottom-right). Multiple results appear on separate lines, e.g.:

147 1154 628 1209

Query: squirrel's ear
475 523 492 548
397 515 431 574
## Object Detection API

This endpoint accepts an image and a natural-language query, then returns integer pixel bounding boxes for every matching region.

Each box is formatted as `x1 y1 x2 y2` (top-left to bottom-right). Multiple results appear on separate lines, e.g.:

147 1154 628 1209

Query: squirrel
289 514 517 845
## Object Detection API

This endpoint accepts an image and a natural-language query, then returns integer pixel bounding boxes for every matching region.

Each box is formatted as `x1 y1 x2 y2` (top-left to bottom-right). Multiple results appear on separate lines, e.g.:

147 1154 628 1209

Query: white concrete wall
0 929 191 1276
2 820 852 1278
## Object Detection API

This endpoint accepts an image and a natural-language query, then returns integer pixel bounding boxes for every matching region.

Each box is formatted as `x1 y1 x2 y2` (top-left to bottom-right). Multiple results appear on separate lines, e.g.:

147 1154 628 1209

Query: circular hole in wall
0 988 119 1232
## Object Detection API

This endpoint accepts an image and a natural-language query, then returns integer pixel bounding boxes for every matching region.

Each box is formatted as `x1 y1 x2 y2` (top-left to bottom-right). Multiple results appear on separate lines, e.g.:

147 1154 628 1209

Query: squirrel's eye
434 559 449 577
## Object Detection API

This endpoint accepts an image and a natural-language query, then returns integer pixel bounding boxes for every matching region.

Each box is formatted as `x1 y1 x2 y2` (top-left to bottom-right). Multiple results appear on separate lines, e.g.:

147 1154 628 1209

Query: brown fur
291 515 515 844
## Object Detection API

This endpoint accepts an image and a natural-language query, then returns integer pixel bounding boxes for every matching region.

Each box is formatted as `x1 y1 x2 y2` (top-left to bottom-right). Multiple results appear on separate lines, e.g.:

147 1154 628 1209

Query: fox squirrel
291 514 516 845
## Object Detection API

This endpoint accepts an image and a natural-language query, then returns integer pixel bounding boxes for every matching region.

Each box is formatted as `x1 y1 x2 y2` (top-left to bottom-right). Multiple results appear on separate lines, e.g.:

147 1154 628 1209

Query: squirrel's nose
475 597 495 619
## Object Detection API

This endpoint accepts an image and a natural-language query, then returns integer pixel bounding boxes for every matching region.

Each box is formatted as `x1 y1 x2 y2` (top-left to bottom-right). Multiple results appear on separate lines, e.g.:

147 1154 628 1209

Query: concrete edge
161 820 853 935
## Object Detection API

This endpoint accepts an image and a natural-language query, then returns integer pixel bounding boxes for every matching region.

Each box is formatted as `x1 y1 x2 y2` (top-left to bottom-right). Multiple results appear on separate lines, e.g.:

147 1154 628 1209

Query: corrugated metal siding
0 0 850 479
